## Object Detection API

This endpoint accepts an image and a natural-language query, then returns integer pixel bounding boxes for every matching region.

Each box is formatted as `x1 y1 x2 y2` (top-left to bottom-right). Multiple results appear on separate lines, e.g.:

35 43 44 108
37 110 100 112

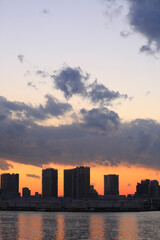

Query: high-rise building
104 174 119 196
149 180 159 197
136 179 159 198
64 169 75 198
136 179 150 197
64 166 90 199
1 173 19 196
42 168 58 198
22 187 31 197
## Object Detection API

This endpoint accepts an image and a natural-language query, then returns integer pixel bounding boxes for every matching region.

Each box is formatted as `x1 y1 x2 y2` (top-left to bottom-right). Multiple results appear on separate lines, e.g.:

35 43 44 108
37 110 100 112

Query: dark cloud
88 80 128 105
17 55 24 63
26 174 40 179
51 66 128 106
41 94 72 117
0 95 72 122
105 0 160 54
80 107 120 133
128 0 160 53
0 98 160 170
52 66 89 99
0 159 13 171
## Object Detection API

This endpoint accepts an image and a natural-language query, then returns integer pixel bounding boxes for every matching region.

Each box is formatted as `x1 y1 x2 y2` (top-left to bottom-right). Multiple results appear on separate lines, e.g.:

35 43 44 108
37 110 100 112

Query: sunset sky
1 0 160 196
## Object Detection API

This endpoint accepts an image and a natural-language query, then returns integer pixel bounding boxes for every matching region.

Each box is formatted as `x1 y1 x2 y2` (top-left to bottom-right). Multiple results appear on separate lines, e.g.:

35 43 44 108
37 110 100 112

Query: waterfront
0 211 160 239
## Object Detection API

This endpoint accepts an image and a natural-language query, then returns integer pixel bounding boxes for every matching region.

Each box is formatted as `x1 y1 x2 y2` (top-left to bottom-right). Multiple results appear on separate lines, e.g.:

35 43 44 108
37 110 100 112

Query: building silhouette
149 180 159 197
89 185 98 198
104 174 119 196
64 166 90 198
42 168 58 198
1 173 19 197
136 179 159 198
64 169 75 198
22 187 31 197
136 179 150 197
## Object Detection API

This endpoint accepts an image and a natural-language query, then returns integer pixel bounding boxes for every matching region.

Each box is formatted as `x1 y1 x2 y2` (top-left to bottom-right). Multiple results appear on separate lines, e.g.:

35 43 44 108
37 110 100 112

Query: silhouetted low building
89 185 98 198
22 187 31 197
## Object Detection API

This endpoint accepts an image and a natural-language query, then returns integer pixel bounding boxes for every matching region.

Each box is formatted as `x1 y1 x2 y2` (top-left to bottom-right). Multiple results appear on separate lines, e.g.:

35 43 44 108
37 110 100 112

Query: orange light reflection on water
18 213 42 240
89 214 105 240
118 214 138 240
56 214 65 240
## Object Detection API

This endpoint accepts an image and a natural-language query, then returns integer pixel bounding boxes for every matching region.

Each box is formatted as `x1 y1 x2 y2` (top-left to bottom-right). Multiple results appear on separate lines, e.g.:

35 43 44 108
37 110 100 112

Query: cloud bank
0 95 72 122
0 65 159 170
0 95 160 170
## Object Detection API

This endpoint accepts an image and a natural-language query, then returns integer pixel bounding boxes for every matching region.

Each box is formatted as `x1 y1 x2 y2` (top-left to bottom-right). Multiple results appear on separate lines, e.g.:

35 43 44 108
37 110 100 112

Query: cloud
145 91 151 96
104 0 124 23
127 0 160 53
51 66 129 106
26 174 40 179
36 70 48 78
52 66 89 99
88 80 128 105
27 82 37 90
120 30 131 38
17 55 24 63
41 94 72 117
42 9 50 14
80 107 120 133
0 159 13 171
1 98 160 170
0 95 72 122
104 0 160 54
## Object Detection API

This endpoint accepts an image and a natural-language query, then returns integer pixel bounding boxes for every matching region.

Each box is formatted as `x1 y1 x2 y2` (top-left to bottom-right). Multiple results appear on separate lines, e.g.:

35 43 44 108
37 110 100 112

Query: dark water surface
0 211 160 239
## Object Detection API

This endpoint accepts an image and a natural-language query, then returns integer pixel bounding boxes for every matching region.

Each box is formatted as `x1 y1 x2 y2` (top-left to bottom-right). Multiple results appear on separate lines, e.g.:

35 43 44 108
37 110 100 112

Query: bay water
0 211 159 239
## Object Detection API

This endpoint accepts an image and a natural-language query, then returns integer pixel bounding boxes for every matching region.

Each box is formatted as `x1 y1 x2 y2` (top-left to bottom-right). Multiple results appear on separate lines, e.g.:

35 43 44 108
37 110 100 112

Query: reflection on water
118 214 138 240
56 214 65 240
89 215 105 240
18 213 42 240
0 211 160 239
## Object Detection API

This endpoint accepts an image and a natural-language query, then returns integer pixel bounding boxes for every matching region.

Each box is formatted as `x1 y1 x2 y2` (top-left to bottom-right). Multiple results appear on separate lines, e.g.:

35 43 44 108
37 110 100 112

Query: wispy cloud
42 9 50 14
17 55 24 63
26 174 40 179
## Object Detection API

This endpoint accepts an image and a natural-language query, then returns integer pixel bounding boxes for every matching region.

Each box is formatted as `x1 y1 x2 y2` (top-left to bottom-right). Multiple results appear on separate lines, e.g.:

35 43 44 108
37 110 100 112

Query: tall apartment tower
104 174 119 196
1 173 19 196
136 179 150 197
64 169 75 198
42 168 58 198
64 166 90 199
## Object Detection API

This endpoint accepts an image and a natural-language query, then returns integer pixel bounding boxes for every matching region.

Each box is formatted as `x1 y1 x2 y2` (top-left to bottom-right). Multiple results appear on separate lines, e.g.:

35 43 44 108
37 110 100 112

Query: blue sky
1 0 160 170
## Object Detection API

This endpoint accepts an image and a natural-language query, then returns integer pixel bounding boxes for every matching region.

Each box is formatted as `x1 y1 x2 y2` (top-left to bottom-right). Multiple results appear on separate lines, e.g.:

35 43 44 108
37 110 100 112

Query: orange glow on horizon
1 161 160 197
